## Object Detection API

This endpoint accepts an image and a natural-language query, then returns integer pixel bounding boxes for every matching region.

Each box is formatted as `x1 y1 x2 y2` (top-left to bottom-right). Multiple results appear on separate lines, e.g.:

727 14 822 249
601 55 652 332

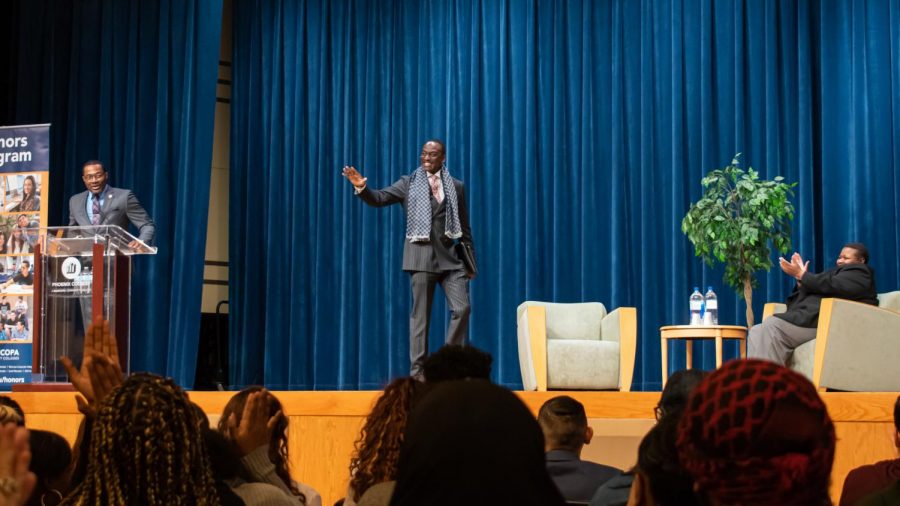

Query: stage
12 390 897 505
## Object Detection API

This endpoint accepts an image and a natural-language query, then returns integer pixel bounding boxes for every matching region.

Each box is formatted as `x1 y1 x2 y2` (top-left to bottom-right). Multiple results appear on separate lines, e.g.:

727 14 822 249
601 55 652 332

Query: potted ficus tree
681 154 796 327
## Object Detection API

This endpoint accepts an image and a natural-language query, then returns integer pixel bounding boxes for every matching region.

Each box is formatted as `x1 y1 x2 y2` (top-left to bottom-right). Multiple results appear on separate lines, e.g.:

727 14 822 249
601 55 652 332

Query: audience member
219 387 321 506
26 430 72 506
840 395 900 506
66 418 91 498
856 480 900 505
677 359 835 505
61 320 125 498
204 428 275 506
0 422 36 506
538 395 619 502
61 319 124 418
627 407 698 506
421 344 492 383
590 369 706 506
0 397 24 426
390 379 565 505
62 373 220 505
356 481 395 506
345 377 421 506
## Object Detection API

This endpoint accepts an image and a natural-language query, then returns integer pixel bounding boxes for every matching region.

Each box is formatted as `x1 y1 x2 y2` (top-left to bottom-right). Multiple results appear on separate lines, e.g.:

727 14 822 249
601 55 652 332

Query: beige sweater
228 445 322 506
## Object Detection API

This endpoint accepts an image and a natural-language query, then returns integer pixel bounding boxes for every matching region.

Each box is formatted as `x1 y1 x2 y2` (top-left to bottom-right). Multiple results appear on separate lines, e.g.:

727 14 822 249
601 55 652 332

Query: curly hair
62 373 220 506
218 387 306 503
348 377 421 501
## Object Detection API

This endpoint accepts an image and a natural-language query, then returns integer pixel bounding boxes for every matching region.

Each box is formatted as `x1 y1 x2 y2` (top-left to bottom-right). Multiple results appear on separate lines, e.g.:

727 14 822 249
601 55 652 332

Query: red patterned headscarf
676 359 835 505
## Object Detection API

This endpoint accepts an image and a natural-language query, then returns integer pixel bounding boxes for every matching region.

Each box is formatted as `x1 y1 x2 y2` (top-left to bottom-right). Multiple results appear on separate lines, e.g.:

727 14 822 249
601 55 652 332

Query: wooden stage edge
12 391 899 506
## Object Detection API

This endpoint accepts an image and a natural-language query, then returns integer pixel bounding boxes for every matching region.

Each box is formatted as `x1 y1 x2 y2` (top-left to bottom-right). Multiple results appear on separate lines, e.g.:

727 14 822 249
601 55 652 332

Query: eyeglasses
83 174 106 182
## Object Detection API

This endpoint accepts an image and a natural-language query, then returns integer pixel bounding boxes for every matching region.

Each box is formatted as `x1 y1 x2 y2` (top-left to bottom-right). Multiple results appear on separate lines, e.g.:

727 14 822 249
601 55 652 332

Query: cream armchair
516 301 637 391
762 291 900 391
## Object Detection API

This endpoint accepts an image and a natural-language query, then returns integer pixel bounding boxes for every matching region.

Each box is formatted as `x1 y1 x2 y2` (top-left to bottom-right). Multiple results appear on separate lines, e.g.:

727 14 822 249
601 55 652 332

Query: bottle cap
693 286 699 291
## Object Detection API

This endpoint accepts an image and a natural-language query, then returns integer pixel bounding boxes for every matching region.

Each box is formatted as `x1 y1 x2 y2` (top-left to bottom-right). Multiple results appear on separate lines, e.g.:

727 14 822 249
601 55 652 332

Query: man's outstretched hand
341 166 367 189
779 252 809 281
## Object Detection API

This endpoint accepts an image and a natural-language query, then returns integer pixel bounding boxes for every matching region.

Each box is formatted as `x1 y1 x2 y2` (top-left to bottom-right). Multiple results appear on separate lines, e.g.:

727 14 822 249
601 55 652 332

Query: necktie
91 194 101 225
429 174 443 203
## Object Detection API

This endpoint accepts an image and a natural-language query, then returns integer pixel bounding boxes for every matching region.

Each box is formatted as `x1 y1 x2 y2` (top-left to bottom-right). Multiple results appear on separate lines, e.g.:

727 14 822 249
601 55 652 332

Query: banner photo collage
0 124 49 388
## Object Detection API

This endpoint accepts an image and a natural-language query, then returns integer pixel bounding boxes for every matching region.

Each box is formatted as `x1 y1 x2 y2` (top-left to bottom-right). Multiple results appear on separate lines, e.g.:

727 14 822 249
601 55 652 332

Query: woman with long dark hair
218 387 321 506
345 377 420 505
6 227 28 254
12 175 39 212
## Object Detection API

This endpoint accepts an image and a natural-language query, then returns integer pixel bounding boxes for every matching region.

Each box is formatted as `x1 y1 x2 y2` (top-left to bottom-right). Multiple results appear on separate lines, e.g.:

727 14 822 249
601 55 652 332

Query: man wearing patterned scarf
676 359 835 506
342 139 475 378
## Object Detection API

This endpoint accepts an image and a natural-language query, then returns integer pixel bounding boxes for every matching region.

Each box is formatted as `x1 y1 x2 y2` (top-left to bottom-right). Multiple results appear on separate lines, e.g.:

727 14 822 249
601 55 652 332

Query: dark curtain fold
0 0 223 386
230 0 900 390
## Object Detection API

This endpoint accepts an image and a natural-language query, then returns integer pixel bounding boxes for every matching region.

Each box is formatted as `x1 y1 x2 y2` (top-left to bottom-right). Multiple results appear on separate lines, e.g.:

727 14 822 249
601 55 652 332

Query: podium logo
0 349 19 357
62 257 82 280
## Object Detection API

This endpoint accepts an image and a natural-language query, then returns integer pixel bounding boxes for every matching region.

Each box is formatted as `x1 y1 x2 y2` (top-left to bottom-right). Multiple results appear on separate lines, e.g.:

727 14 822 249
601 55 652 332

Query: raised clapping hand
0 423 36 506
778 252 809 281
227 390 283 456
341 166 367 189
61 319 125 418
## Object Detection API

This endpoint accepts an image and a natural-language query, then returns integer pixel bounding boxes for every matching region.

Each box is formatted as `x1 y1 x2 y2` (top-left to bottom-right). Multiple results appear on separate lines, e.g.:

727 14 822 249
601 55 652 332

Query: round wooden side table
659 325 747 387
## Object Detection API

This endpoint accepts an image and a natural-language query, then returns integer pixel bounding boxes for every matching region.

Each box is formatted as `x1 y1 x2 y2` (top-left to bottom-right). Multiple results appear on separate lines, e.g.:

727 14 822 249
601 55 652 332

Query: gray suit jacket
68 186 156 244
357 174 473 273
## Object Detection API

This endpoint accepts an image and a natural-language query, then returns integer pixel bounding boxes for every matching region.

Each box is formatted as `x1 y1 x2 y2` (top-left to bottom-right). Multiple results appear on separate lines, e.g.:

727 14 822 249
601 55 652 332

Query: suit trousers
747 316 817 365
409 269 470 377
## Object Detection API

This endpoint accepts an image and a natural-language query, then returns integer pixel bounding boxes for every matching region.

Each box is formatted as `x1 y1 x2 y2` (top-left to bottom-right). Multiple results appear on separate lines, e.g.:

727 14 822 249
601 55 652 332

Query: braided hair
218 387 306 502
676 359 835 506
348 377 421 501
62 373 220 506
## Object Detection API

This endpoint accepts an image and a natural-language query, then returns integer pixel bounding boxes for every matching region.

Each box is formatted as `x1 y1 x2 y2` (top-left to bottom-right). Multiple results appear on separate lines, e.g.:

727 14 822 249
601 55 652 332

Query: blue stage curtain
229 0 900 390
1 0 223 386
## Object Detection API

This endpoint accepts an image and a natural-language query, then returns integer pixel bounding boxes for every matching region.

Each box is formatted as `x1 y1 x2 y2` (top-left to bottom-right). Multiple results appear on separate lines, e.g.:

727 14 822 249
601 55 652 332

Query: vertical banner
0 124 49 389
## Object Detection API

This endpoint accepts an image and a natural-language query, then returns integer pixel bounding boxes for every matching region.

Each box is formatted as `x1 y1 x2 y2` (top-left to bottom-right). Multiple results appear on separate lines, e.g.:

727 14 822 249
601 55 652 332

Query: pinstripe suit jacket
357 175 474 273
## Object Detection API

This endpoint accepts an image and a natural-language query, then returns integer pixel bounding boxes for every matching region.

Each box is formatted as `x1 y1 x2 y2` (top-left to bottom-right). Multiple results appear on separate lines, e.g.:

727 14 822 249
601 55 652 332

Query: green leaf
681 154 796 302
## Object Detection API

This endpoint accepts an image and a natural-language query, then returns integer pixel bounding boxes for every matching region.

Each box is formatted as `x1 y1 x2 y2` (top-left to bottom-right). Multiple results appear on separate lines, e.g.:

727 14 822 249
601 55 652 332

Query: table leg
661 337 668 388
685 340 693 369
739 336 747 359
715 329 723 368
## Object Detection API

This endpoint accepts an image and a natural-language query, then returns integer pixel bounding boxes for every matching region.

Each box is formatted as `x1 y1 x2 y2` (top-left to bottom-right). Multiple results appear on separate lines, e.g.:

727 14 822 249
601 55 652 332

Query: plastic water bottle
690 287 704 325
703 286 718 325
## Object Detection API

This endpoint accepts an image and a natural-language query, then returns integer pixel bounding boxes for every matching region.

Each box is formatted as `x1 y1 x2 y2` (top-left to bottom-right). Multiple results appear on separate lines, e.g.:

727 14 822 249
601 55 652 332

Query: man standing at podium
63 160 156 373
69 160 156 247
342 140 475 378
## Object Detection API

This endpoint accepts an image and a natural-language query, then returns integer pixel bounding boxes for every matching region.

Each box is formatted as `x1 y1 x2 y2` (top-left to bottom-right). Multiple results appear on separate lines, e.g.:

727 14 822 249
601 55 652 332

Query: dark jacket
545 450 620 502
775 263 877 328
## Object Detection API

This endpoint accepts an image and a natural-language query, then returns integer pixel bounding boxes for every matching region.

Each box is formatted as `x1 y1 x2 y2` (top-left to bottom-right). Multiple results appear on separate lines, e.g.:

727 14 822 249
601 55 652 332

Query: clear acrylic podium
22 226 156 387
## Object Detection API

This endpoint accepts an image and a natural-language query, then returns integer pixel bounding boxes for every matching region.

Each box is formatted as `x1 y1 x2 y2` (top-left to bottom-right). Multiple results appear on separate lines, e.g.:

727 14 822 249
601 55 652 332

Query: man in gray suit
342 140 475 377
69 160 155 247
